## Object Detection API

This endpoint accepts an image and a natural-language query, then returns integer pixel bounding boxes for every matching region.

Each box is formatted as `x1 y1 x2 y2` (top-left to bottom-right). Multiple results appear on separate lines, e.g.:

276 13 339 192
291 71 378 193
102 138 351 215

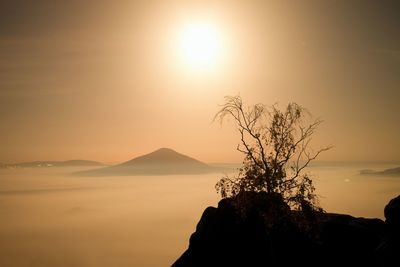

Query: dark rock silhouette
385 195 400 227
77 148 221 176
375 195 400 267
172 193 400 267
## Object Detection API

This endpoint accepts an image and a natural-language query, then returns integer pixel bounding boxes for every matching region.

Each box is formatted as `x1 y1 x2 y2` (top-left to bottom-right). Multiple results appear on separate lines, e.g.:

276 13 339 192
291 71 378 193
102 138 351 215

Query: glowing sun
178 21 222 71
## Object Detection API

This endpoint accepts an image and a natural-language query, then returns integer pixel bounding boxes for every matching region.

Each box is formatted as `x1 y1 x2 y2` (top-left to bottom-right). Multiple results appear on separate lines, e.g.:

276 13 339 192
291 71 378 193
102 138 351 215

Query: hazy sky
0 0 399 163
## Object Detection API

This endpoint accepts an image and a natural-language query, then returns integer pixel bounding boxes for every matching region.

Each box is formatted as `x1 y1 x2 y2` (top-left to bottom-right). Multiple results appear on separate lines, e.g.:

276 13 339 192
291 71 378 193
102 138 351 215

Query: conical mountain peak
76 148 220 176
120 148 204 166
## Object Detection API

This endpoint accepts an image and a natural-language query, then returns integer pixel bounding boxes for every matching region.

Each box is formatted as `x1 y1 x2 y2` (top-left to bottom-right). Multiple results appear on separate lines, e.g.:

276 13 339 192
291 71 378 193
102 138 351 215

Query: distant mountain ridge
360 166 400 176
77 148 221 176
1 160 105 168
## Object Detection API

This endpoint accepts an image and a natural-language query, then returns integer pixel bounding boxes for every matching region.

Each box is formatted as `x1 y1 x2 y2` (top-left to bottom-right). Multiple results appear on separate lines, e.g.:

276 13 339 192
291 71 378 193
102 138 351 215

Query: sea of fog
0 163 399 267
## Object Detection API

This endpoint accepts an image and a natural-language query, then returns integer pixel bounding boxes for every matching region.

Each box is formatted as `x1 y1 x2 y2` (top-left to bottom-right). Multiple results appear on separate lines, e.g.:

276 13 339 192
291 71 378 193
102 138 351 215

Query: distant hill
56 160 105 167
77 148 221 176
360 166 400 176
1 160 105 169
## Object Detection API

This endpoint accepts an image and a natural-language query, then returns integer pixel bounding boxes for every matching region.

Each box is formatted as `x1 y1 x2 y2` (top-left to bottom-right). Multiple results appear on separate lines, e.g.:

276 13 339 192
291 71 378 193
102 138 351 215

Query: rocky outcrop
384 195 400 227
172 193 400 267
375 195 400 267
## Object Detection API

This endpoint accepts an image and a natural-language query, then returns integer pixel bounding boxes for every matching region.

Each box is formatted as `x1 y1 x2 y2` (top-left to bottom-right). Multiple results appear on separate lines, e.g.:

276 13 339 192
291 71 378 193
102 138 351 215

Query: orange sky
0 0 399 163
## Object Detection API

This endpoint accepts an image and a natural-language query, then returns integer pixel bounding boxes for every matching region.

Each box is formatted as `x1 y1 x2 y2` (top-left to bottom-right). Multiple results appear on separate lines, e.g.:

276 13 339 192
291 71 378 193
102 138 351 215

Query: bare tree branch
214 95 331 210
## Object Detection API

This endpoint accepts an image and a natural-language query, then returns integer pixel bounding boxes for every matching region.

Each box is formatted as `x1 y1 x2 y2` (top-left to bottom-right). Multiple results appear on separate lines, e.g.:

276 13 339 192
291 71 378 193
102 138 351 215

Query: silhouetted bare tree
214 95 331 211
